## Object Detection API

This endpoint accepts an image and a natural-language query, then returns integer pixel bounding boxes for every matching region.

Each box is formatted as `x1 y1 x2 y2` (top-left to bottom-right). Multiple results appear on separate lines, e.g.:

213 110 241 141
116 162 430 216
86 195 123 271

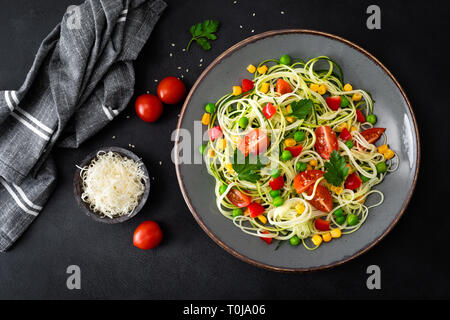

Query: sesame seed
251 29 255 33
239 25 243 29
177 66 181 69
186 69 189 72
233 0 237 3
159 161 162 165
171 43 175 47
154 79 158 82
112 136 116 139
281 11 285 14
200 58 203 62
199 64 202 67
252 13 255 16
169 53 173 57
182 48 186 52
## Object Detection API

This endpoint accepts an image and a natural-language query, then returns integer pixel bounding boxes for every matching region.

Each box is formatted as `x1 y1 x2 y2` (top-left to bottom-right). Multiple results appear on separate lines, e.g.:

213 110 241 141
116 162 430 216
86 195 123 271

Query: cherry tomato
260 231 272 244
314 126 338 159
238 128 269 157
208 126 223 141
314 218 330 231
275 78 292 94
360 128 385 144
227 188 252 208
340 127 352 141
326 96 341 111
157 76 186 104
133 221 163 250
242 79 254 93
135 94 163 122
356 109 366 122
247 202 265 217
293 170 324 194
262 102 277 119
269 176 285 191
285 145 303 157
307 184 333 213
345 172 362 190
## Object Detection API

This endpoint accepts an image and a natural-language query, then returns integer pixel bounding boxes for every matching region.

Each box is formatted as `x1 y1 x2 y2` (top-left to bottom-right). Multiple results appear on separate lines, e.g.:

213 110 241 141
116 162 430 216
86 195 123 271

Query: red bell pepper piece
314 218 330 231
269 176 284 191
356 109 366 123
340 128 352 141
242 79 254 93
248 202 265 218
345 173 362 190
208 126 223 141
260 231 272 244
285 145 303 157
262 103 277 119
326 96 341 111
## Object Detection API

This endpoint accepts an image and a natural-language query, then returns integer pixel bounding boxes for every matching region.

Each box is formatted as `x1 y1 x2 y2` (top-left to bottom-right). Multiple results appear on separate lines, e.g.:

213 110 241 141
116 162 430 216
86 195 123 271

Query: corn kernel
331 228 342 238
343 83 353 92
284 138 296 147
226 163 235 174
318 84 327 95
286 104 292 113
378 144 389 154
309 83 319 92
257 215 267 224
345 164 354 174
295 203 305 215
286 116 295 123
322 232 332 242
352 93 362 101
232 86 242 96
350 126 358 132
356 196 366 204
384 149 395 160
217 138 226 150
312 234 323 246
201 113 210 126
208 149 215 157
330 185 344 195
260 82 269 94
307 164 313 170
257 65 268 74
309 159 318 166
247 64 256 73
335 122 348 133
230 135 241 145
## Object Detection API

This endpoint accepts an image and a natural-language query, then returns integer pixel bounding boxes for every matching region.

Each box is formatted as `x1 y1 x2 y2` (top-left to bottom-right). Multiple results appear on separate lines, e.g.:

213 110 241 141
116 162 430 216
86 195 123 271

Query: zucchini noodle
201 56 398 250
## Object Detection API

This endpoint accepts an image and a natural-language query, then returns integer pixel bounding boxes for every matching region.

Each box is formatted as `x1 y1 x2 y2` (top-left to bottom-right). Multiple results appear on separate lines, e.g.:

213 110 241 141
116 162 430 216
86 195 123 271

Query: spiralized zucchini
202 56 398 250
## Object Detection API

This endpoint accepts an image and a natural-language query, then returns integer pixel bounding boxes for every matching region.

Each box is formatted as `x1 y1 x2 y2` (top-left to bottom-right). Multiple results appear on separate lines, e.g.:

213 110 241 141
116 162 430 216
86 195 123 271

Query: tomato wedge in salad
285 145 303 157
293 170 324 194
360 128 385 144
314 126 338 159
227 188 251 208
238 128 269 157
275 78 292 94
307 184 333 213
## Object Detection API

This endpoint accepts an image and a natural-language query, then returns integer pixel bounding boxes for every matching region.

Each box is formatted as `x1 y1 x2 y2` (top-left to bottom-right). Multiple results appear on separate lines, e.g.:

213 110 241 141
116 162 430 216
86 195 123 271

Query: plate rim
174 29 420 272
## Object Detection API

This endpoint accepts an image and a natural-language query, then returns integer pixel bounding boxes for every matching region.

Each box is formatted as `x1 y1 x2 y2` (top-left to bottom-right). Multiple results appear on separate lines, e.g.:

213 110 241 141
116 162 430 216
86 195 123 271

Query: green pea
340 95 349 107
296 162 308 172
205 103 216 113
198 144 207 155
219 185 228 194
376 162 387 174
270 168 280 178
273 196 284 207
366 114 377 125
279 54 292 65
238 116 249 129
289 235 300 246
347 214 359 226
270 190 281 198
232 208 243 217
281 150 292 161
294 131 306 142
336 216 346 225
361 175 370 183
345 140 354 149
333 208 344 217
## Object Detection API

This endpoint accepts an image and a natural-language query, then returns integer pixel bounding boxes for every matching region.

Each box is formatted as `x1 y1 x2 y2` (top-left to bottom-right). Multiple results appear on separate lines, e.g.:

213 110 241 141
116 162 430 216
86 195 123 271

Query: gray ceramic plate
175 30 420 272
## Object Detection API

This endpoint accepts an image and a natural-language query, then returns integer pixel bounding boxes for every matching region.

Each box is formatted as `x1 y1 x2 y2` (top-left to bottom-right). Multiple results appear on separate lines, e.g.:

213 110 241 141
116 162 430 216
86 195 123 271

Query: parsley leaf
289 99 313 119
186 20 220 51
231 150 264 183
323 150 349 186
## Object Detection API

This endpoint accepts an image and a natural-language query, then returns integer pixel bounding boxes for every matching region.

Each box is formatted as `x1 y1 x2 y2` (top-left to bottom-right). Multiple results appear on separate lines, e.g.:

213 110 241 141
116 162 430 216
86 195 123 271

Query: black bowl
73 147 150 224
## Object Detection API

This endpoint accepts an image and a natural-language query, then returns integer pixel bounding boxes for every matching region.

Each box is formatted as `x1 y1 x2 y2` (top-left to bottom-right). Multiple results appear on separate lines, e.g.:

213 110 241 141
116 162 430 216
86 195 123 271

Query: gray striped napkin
0 0 166 251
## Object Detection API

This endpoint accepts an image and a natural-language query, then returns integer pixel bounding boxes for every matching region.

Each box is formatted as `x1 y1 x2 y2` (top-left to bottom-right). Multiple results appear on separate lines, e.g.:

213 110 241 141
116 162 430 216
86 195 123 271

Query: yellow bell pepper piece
378 144 389 154
384 149 395 160
336 122 348 133
309 83 319 92
284 138 296 147
309 159 318 166
257 215 267 224
318 84 327 95
286 116 295 123
330 185 344 195
232 86 242 96
201 113 210 126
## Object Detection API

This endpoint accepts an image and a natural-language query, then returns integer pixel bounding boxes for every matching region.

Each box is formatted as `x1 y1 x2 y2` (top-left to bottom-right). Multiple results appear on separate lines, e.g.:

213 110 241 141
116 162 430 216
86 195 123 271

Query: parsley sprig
323 150 349 186
231 150 264 183
186 20 220 51
288 99 313 119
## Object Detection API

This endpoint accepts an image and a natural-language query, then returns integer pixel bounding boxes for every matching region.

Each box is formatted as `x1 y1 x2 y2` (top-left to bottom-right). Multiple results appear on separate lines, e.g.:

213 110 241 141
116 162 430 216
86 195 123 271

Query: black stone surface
0 0 448 299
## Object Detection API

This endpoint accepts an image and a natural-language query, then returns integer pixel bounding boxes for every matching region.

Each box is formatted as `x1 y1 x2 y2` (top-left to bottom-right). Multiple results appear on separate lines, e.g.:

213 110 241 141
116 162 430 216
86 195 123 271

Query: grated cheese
79 151 147 218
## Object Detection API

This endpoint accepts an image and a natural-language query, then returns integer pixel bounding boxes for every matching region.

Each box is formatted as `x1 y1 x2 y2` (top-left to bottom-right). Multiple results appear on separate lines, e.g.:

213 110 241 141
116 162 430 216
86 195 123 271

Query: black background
0 0 449 299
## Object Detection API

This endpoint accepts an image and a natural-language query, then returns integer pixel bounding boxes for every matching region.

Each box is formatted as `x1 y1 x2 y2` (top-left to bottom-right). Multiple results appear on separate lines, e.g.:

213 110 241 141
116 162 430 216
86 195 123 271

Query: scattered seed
177 66 181 70
159 161 162 165
112 136 116 139
281 11 285 14
169 53 173 57
154 79 158 82
239 25 243 29
200 58 203 62
182 48 186 52
252 13 255 16
171 43 175 47
251 29 255 33
186 69 189 72
126 115 130 119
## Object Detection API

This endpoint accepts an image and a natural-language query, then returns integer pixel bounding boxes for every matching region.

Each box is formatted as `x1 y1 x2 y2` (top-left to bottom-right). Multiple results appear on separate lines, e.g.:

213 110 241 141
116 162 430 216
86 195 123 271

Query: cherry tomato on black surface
133 221 163 250
157 76 186 104
135 94 163 122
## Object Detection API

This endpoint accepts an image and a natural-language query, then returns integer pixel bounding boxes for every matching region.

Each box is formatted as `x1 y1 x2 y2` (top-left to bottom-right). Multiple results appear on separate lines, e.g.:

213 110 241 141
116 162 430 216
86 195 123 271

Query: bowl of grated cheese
74 147 150 224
